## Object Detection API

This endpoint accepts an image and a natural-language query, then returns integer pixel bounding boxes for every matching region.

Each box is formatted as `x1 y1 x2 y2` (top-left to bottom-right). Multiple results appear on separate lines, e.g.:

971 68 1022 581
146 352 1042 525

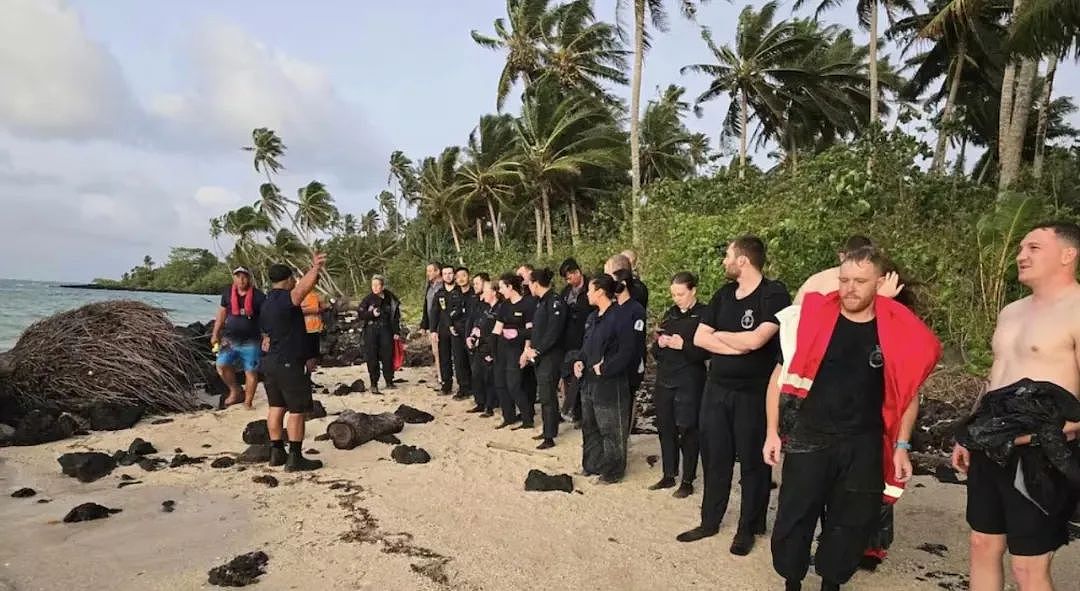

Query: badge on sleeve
634 319 644 332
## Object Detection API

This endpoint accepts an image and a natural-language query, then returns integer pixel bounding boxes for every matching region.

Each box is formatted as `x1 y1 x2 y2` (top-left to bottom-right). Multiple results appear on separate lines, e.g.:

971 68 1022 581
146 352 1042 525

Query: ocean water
0 279 221 350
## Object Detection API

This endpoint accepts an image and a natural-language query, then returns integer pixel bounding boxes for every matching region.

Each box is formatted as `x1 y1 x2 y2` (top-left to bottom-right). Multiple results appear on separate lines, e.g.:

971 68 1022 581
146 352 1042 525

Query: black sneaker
511 422 535 430
597 474 622 485
284 454 323 472
452 391 471 401
673 482 694 498
479 410 494 418
676 526 719 543
729 531 755 556
536 439 555 450
269 447 287 467
371 387 382 396
494 420 518 430
466 405 484 413
648 477 677 491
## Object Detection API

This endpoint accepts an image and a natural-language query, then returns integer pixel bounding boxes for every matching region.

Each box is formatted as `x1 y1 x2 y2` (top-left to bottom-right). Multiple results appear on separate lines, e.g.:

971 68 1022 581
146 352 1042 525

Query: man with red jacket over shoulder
763 246 941 591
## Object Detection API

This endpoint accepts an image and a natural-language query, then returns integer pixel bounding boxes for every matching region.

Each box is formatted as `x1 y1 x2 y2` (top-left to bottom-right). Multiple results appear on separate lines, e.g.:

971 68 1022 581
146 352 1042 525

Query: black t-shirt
497 297 534 345
653 302 709 386
790 316 885 448
701 279 791 384
260 289 306 363
219 287 266 341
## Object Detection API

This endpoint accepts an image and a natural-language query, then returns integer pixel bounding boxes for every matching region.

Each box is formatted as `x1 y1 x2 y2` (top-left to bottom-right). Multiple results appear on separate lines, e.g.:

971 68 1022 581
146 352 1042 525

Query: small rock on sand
57 452 116 483
207 551 269 587
252 475 279 488
170 454 207 468
150 418 174 425
391 445 431 465
162 500 176 513
11 488 36 498
242 420 270 445
63 502 121 523
237 444 271 464
374 434 401 445
128 438 157 456
211 457 237 469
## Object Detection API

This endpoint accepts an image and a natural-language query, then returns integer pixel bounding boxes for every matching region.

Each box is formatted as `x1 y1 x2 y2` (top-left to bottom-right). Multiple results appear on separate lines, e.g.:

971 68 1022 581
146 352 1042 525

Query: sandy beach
2 364 1078 591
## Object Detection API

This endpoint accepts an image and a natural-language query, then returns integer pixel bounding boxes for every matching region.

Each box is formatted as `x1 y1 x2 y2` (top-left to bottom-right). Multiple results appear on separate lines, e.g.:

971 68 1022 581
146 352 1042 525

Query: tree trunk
996 0 1026 191
629 1 645 248
486 198 501 250
569 190 580 247
954 135 968 177
541 186 554 256
448 219 463 260
325 411 405 450
931 39 966 174
533 205 543 258
1032 56 1059 179
999 57 1038 190
476 217 484 243
868 1 879 127
739 88 748 180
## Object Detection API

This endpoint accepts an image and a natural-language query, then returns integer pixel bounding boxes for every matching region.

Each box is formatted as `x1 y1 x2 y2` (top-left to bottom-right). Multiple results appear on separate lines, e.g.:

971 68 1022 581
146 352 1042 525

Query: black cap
268 264 294 283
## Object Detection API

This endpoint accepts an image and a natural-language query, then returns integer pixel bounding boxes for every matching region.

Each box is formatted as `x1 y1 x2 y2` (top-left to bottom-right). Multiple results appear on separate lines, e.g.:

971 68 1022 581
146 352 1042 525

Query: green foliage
96 247 229 294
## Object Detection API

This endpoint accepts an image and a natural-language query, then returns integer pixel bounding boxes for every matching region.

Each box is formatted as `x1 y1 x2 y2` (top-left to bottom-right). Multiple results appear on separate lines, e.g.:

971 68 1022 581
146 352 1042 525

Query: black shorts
304 333 321 361
966 450 1071 556
262 357 313 413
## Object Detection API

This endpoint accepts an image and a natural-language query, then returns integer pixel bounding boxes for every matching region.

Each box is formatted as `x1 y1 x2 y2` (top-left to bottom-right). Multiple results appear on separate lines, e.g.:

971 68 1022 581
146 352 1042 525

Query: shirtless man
952 221 1080 591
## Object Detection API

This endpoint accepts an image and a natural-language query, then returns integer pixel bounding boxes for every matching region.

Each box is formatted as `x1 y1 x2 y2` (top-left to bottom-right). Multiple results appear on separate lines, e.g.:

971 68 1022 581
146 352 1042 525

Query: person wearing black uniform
606 253 649 312
651 272 709 498
466 275 499 416
356 275 402 395
429 264 461 395
259 256 325 472
572 275 637 484
450 267 476 400
524 268 567 450
516 265 539 409
558 258 593 425
620 249 650 311
493 273 535 430
612 268 647 398
677 236 791 556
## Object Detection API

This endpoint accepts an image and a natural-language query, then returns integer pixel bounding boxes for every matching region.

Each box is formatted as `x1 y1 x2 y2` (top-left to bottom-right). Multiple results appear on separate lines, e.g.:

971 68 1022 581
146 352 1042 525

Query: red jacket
779 292 941 504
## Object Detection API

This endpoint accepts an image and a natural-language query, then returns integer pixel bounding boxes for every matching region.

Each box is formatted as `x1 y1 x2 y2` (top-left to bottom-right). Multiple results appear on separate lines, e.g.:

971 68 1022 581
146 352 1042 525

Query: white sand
2 364 1077 590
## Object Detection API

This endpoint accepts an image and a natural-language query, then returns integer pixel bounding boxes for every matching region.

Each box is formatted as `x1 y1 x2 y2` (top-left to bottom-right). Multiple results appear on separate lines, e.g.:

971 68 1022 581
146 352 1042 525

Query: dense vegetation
93 248 229 295
100 0 1080 369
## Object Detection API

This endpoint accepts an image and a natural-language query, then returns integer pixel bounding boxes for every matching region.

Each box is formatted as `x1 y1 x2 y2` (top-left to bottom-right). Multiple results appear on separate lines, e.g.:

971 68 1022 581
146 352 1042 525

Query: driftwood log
325 410 404 450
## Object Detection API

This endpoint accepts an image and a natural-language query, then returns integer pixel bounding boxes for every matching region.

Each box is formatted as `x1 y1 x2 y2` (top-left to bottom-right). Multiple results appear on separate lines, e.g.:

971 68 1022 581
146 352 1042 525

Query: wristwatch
894 440 912 451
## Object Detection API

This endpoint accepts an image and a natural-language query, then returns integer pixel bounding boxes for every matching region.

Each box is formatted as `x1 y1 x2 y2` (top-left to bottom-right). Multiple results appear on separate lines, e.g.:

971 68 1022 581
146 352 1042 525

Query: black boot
672 482 694 498
269 444 287 467
284 442 322 472
648 476 677 490
536 439 555 450
676 525 719 543
729 531 755 556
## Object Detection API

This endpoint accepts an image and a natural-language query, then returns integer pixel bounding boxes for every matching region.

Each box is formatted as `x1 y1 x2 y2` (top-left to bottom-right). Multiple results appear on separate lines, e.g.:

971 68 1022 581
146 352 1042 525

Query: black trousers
451 333 472 393
364 327 394 389
471 353 497 411
524 366 537 407
497 340 531 424
699 380 771 533
772 433 883 585
581 376 631 479
535 350 563 440
561 374 583 422
437 331 454 392
654 380 701 483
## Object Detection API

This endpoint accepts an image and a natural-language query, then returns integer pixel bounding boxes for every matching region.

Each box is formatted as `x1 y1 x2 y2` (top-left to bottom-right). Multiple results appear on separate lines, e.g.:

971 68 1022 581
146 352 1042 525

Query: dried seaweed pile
0 301 206 413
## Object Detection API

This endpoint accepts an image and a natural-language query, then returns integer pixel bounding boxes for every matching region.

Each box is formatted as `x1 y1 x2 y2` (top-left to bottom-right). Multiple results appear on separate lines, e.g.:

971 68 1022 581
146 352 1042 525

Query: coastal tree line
100 0 1080 366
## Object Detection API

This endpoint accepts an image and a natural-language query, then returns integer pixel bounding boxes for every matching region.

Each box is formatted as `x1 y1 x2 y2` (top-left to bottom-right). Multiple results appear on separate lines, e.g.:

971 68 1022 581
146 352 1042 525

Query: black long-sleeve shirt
429 284 462 336
451 286 478 335
619 299 647 378
581 304 636 381
629 276 649 312
560 278 593 351
651 302 708 386
357 290 402 335
530 289 567 357
468 299 499 359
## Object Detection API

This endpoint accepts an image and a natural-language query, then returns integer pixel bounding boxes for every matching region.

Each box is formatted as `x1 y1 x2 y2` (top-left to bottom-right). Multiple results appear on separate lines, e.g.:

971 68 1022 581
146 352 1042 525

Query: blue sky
1 0 1076 281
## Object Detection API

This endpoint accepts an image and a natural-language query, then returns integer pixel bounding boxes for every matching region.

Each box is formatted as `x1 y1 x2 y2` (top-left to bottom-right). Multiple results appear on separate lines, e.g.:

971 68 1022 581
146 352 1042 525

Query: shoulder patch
633 319 644 331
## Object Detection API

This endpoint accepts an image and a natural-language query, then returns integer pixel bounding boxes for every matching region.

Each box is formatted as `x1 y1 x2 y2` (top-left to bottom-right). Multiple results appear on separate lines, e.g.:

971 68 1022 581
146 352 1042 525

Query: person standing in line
608 253 648 311
559 258 593 427
493 273 534 430
651 272 709 498
516 264 539 409
429 264 461 395
450 267 476 400
573 275 637 484
420 262 442 389
356 275 402 395
524 268 568 450
259 254 328 472
677 236 791 557
952 222 1080 591
212 267 266 409
764 246 940 591
620 249 650 310
467 274 499 416
611 268 647 399
301 290 327 386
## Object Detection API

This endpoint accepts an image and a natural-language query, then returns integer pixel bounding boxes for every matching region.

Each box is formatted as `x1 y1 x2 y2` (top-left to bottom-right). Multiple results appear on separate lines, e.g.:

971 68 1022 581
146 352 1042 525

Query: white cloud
0 0 138 139
194 185 242 209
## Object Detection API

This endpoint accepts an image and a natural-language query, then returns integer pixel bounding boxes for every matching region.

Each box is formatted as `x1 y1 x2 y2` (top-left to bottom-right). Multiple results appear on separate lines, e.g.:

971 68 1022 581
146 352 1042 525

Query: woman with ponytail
492 273 534 430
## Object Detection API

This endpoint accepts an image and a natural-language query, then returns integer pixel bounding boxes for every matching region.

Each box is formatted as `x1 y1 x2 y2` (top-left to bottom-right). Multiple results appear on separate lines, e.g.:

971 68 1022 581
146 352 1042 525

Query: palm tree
142 255 154 271
341 213 359 236
639 85 709 182
681 4 816 178
512 83 626 256
472 0 558 110
243 128 286 185
377 190 405 235
457 114 521 251
361 210 381 236
388 150 419 219
1010 0 1080 57
418 146 467 258
209 217 226 258
536 0 630 104
617 0 707 248
889 0 1009 173
794 0 915 129
295 181 338 242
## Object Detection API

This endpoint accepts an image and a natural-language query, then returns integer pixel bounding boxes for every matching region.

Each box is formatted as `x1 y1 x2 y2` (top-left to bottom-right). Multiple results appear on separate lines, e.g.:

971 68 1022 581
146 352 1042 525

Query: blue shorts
216 342 262 372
